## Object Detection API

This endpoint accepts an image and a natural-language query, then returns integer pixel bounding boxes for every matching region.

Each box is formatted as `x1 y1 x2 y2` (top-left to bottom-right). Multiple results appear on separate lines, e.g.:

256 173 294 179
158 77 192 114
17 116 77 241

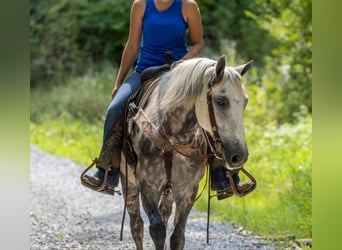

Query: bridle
205 73 256 194
205 75 225 161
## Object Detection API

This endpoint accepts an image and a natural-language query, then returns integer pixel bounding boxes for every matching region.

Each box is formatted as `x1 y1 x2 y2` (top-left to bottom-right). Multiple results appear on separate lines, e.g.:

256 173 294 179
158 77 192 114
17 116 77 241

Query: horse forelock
222 67 247 97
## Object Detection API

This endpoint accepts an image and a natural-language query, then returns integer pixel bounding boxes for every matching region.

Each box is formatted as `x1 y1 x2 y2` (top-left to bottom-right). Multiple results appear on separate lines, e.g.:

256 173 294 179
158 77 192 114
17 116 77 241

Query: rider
81 0 254 199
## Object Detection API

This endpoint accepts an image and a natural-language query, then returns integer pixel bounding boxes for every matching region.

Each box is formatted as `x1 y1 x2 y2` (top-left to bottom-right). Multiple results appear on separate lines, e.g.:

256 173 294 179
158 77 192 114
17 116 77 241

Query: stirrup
215 189 234 200
226 167 257 197
80 158 121 196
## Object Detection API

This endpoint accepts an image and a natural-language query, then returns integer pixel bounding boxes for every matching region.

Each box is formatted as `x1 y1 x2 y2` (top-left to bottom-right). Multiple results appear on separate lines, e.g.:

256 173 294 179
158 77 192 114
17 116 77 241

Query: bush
30 67 117 124
30 0 131 87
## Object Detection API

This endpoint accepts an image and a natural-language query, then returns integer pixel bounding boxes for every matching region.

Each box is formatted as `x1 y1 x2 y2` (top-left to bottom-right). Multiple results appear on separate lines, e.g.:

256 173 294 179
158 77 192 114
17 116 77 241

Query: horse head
196 56 253 170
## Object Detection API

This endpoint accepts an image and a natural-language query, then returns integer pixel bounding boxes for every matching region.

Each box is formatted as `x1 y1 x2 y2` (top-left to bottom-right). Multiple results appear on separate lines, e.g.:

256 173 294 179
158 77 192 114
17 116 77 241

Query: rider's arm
182 0 204 60
112 0 145 99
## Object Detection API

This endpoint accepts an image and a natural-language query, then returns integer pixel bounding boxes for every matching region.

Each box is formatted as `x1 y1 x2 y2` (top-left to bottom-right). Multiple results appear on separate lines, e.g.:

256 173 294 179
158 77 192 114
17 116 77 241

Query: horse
120 55 253 250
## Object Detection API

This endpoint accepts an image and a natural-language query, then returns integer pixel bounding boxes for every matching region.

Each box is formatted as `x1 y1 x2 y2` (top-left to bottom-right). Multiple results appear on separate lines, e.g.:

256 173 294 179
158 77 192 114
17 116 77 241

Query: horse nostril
231 155 240 164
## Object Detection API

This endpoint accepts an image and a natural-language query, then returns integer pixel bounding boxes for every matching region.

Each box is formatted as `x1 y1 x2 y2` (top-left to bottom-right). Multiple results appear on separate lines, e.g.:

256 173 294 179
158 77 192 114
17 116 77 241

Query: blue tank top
135 0 188 73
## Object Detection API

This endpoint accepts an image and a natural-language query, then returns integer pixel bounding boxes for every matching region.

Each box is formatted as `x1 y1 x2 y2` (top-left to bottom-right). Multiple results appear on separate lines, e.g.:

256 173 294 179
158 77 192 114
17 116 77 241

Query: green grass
30 118 103 166
30 68 311 244
30 67 115 165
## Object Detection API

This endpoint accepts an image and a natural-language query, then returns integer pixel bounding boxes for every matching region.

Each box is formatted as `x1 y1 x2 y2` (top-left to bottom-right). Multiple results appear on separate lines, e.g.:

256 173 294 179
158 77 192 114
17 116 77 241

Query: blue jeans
102 71 141 144
211 167 240 191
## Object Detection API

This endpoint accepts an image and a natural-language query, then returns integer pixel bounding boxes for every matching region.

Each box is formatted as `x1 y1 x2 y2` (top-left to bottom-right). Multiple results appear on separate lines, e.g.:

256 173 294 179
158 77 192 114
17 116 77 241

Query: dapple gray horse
120 56 253 250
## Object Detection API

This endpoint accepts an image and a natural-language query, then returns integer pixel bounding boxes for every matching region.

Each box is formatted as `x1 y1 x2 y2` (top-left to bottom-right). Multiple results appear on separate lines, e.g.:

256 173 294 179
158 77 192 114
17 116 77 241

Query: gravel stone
30 144 277 249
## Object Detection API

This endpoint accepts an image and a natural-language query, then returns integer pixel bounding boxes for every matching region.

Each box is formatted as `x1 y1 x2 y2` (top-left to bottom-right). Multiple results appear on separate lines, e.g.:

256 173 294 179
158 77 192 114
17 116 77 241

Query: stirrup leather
80 158 121 196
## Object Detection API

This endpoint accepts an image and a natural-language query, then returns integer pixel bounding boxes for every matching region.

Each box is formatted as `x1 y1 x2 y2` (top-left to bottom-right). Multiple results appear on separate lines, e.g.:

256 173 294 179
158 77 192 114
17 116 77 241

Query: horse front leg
170 186 198 250
126 192 144 250
120 169 144 250
159 190 174 226
140 183 166 250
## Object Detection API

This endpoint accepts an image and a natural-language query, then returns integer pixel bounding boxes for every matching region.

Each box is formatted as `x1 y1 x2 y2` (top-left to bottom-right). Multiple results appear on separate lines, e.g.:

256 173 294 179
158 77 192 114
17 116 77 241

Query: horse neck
159 105 199 143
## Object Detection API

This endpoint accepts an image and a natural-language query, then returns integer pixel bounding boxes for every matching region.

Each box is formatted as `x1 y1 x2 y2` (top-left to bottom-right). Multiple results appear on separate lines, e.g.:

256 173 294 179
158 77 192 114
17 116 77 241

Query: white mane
157 58 216 113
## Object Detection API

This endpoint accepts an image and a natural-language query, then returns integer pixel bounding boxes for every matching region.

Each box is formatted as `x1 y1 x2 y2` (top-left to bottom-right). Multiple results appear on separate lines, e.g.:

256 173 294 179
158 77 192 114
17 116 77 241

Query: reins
119 103 130 241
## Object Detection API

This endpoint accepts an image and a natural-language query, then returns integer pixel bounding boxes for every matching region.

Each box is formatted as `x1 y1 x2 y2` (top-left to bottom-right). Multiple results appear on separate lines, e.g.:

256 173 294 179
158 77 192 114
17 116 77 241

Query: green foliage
30 0 84 87
197 0 311 123
30 66 117 124
30 119 102 166
197 0 278 67
195 115 312 239
74 0 131 63
245 0 312 122
31 0 312 123
30 66 117 167
30 0 131 87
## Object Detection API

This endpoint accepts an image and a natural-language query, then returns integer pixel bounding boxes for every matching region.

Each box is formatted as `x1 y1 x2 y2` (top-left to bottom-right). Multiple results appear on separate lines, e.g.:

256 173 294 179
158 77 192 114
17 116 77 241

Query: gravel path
30 144 277 250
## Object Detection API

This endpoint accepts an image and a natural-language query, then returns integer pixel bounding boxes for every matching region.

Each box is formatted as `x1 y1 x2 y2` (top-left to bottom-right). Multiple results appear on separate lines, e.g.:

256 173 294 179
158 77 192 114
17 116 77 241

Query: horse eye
217 100 224 105
215 96 229 106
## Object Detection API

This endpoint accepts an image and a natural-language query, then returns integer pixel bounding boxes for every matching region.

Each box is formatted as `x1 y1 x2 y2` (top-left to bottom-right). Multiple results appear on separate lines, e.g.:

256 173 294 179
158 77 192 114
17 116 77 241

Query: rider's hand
171 60 185 69
111 86 119 99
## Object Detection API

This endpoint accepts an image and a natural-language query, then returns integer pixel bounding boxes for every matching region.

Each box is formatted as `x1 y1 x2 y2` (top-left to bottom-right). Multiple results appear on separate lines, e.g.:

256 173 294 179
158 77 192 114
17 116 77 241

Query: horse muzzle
222 143 249 170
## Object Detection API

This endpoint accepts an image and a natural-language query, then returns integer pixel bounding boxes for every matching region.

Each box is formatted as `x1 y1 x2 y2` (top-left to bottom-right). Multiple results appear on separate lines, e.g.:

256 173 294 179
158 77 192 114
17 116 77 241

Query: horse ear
235 60 254 76
215 55 226 81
